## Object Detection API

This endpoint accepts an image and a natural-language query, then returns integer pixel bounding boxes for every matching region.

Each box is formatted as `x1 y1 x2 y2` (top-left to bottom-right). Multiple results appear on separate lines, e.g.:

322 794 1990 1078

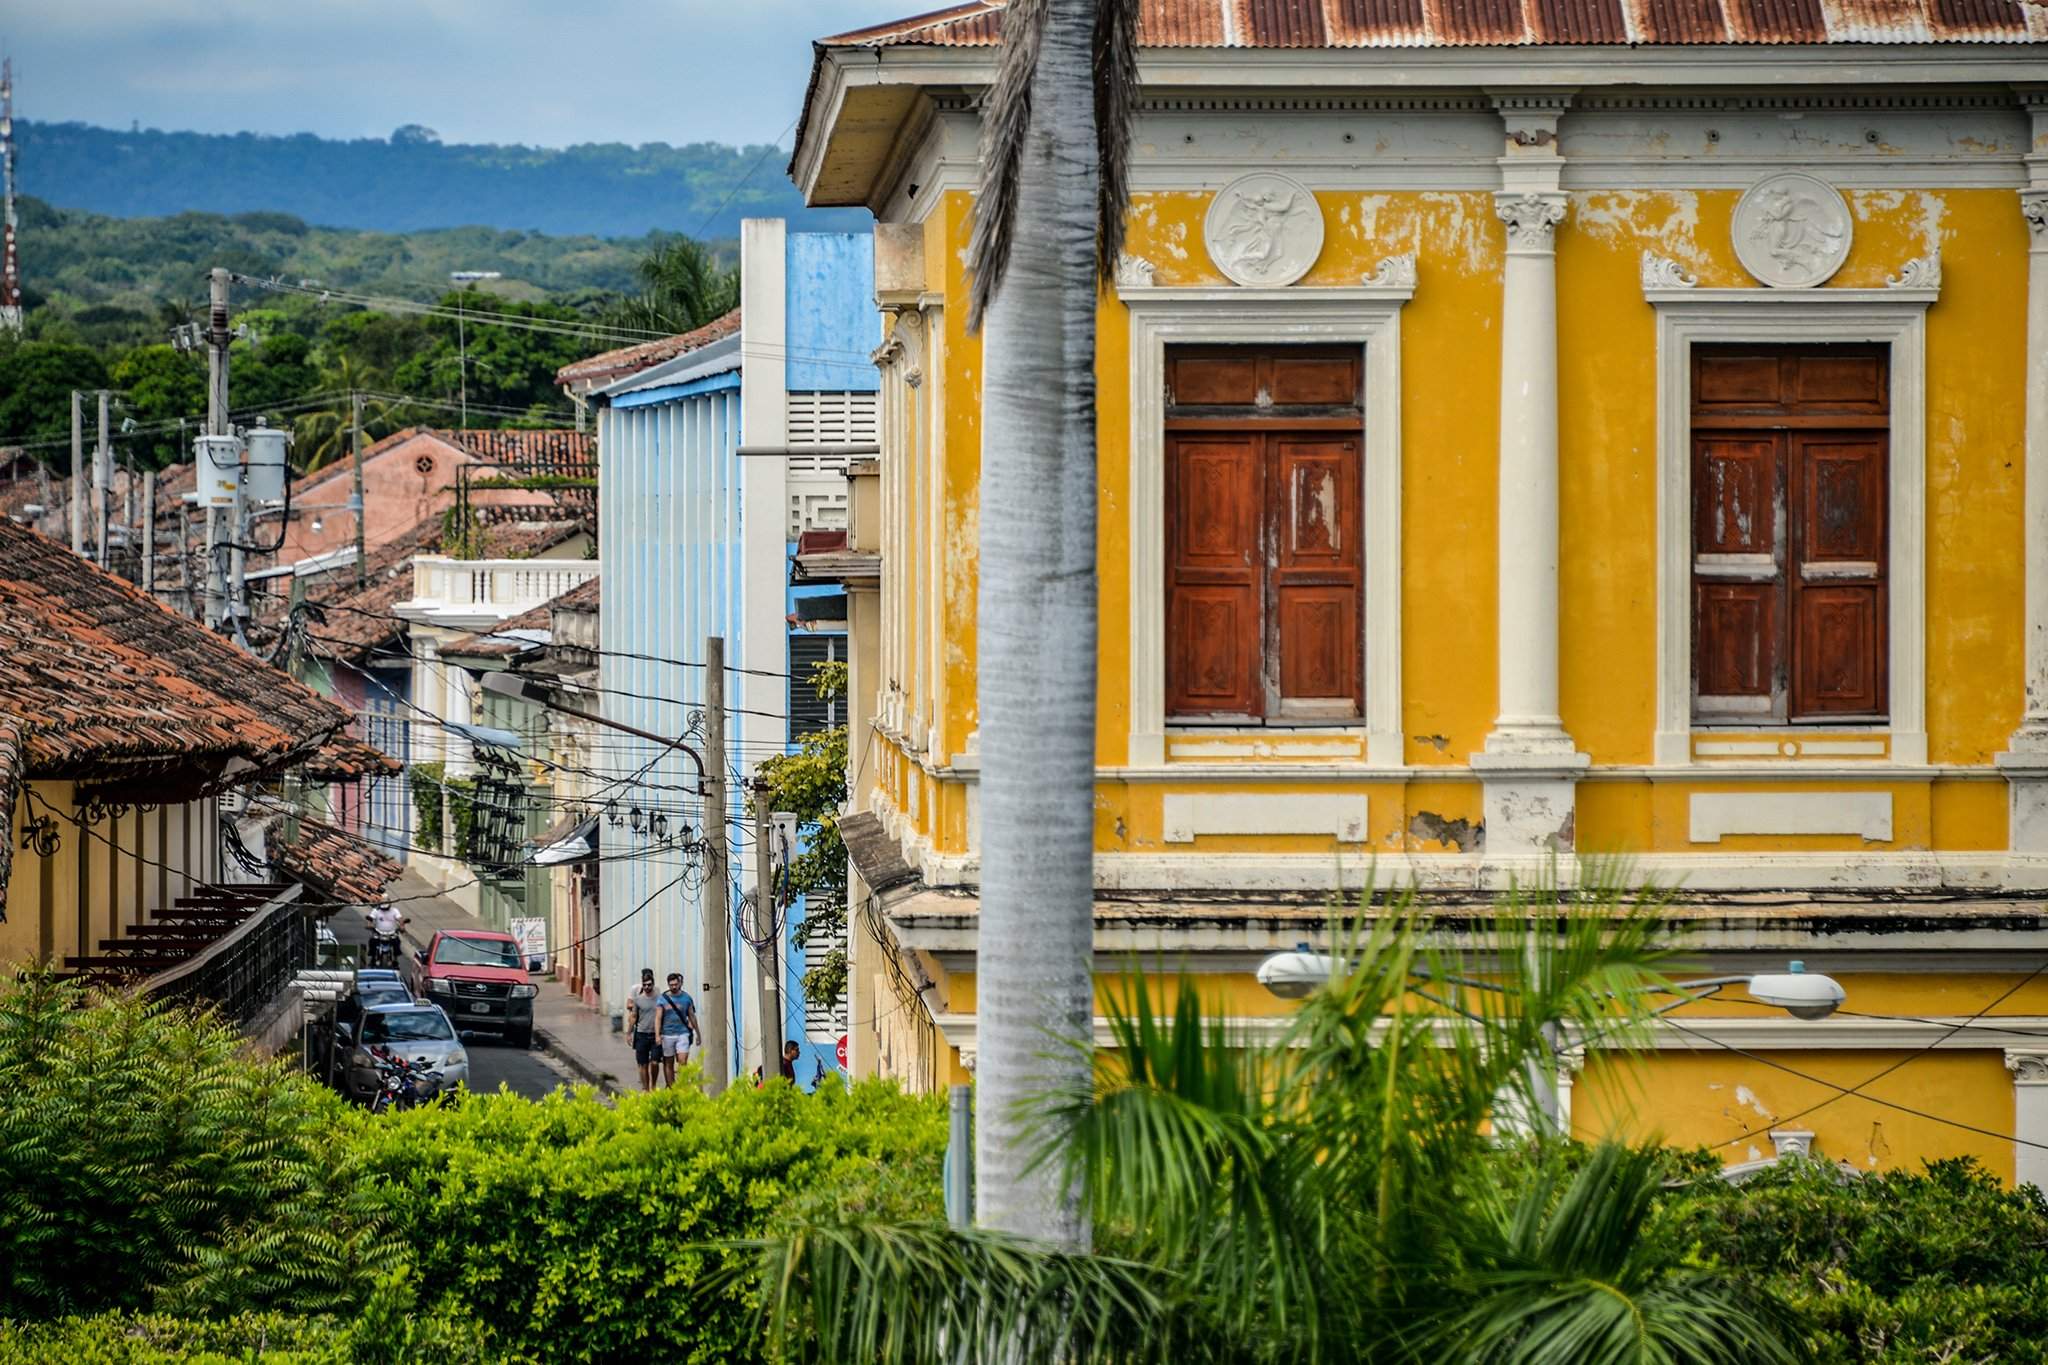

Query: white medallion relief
1203 172 1325 288
1732 172 1853 289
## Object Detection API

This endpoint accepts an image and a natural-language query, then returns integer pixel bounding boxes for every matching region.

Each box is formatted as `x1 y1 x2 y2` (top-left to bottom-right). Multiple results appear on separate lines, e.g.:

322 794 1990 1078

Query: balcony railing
392 557 600 630
141 884 310 1027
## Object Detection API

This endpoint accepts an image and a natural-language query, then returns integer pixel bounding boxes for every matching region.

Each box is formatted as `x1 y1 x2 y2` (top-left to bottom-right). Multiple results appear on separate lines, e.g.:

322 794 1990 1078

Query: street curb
534 1027 620 1095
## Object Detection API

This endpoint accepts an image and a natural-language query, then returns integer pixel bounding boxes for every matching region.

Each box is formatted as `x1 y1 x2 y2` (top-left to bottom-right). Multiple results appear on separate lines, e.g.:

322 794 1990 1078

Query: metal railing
142 884 310 1027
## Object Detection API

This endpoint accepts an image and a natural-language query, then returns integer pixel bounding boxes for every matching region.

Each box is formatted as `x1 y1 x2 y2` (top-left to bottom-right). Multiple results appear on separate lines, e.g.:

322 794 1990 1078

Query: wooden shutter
1692 432 1785 719
1166 434 1263 718
1691 345 1889 726
1791 433 1886 719
1165 346 1364 724
1268 434 1362 717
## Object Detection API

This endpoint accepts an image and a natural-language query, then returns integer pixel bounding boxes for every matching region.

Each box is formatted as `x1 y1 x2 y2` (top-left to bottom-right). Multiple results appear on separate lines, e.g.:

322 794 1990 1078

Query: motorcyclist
364 902 406 966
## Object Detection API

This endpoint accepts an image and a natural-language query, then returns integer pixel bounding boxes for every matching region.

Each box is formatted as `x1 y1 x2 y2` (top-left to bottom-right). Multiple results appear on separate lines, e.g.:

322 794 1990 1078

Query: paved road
327 907 570 1101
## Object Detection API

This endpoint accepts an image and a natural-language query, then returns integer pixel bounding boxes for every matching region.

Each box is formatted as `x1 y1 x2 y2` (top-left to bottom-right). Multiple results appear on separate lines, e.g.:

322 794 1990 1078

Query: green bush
342 1076 945 1363
1666 1156 2048 1363
0 970 388 1319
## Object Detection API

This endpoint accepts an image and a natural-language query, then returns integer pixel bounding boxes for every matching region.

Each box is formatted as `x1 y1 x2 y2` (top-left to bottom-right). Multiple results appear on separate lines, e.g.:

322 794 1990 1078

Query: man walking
627 968 660 1092
656 972 699 1089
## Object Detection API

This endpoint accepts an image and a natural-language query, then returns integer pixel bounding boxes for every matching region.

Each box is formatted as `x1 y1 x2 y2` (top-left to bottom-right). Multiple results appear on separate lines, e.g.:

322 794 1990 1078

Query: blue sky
5 0 917 148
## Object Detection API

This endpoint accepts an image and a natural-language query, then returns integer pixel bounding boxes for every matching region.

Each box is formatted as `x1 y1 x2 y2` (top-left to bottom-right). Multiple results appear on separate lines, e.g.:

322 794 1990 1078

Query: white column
1472 96 1588 859
2008 1050 2048 1191
1485 189 1571 757
1996 103 2048 847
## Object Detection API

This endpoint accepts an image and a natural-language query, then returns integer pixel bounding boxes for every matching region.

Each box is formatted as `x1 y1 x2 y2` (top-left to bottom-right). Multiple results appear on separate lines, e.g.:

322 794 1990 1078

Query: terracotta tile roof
0 518 352 806
555 309 743 389
825 0 2043 45
443 571 601 659
303 733 401 780
551 576 601 613
300 515 445 662
447 429 594 473
443 598 555 660
256 805 405 910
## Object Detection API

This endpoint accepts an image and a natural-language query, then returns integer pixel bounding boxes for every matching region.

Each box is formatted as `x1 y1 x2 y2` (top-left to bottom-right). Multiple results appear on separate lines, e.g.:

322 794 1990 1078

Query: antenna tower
0 58 20 333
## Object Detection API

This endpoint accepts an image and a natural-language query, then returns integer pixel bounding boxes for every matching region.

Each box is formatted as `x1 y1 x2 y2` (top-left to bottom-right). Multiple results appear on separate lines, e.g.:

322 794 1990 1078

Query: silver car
343 1001 470 1102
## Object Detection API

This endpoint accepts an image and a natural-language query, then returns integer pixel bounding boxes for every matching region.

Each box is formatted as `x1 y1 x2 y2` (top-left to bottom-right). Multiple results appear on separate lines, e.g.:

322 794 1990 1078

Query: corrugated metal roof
822 0 2042 45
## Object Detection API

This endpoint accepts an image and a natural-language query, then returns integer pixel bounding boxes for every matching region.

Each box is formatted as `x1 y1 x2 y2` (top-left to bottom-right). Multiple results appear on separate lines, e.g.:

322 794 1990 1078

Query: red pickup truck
411 929 536 1047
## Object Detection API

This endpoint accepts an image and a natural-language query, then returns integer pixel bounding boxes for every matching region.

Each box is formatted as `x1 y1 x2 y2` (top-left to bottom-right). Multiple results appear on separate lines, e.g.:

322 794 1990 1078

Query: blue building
588 220 875 1082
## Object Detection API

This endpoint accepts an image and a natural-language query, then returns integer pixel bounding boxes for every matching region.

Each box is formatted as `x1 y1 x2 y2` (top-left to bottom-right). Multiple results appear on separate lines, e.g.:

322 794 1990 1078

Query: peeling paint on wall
1410 810 1482 853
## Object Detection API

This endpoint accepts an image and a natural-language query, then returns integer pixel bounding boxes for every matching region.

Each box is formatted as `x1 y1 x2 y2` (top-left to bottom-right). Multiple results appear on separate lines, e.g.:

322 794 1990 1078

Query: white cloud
6 0 916 147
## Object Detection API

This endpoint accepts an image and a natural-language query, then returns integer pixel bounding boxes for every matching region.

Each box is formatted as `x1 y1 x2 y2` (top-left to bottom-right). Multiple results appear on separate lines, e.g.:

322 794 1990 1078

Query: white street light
1254 947 1845 1022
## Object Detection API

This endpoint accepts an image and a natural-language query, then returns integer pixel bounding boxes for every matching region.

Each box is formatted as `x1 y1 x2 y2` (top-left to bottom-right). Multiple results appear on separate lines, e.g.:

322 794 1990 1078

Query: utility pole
0 58 22 333
93 390 109 569
700 635 732 1095
204 267 230 630
351 391 367 589
140 467 155 598
67 390 82 556
752 777 784 1078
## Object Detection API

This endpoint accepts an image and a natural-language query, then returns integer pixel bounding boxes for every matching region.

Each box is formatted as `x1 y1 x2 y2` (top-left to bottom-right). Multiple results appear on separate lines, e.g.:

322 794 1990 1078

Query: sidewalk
388 868 624 1094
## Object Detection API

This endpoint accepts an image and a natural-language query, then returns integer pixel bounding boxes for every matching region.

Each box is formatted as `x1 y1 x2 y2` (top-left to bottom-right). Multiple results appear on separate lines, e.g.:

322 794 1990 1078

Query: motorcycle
366 932 401 969
366 1046 443 1114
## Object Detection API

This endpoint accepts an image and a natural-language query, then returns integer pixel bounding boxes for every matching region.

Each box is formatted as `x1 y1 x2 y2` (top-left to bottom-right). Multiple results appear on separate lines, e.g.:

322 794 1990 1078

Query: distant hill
13 197 677 338
16 120 869 239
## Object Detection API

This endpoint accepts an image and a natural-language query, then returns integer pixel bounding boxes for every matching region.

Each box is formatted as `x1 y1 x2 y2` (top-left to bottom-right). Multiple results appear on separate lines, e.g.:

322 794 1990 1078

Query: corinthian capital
1495 191 1568 252
2023 190 2048 246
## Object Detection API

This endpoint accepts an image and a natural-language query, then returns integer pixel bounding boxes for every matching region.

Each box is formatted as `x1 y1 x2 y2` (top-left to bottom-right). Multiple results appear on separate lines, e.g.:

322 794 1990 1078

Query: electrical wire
1662 1017 2048 1155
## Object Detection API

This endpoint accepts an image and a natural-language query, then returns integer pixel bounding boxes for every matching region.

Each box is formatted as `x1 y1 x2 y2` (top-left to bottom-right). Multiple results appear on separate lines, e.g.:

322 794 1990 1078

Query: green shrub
0 970 388 1319
343 1076 945 1362
1665 1156 2048 1363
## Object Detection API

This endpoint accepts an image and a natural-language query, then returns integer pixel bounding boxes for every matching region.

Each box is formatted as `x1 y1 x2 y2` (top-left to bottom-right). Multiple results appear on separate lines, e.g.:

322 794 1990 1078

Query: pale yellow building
792 0 2048 1180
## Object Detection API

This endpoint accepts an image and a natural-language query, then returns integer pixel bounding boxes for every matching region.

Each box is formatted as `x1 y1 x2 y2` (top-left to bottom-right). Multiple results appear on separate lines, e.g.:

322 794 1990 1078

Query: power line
1663 1017 2048 1155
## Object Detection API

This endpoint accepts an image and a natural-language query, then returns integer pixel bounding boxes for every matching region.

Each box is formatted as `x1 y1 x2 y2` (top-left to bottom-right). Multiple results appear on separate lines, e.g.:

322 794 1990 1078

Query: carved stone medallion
1203 172 1325 288
1732 172 1853 289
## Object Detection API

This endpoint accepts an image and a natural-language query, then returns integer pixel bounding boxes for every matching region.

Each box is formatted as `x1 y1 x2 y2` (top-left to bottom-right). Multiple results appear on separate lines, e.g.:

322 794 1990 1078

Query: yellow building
791 0 2048 1180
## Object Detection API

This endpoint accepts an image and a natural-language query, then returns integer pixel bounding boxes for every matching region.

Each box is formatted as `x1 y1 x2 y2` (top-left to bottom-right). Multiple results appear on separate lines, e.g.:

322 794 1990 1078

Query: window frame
1123 281 1412 768
1647 273 1934 768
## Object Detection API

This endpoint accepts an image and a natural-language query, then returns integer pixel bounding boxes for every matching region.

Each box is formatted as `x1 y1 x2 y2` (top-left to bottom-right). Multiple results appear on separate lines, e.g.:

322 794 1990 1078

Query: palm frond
1436 1143 1805 1365
1093 0 1140 278
743 1219 1165 1365
965 0 1049 330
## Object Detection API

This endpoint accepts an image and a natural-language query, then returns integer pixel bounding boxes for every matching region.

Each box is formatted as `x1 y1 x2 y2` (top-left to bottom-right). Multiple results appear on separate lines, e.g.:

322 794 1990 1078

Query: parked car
411 929 537 1047
335 970 414 1035
341 1001 469 1103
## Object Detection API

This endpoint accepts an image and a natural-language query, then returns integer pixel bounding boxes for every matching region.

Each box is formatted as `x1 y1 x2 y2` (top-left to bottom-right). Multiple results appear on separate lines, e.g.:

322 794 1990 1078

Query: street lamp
1255 947 1845 1135
1256 949 1845 1020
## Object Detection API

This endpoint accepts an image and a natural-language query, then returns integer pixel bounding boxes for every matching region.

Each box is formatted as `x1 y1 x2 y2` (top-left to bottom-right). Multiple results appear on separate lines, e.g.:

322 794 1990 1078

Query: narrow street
327 903 570 1101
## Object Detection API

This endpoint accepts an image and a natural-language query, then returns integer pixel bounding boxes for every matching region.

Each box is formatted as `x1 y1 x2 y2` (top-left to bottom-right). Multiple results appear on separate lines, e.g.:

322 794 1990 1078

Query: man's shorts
633 1031 660 1066
660 1035 692 1061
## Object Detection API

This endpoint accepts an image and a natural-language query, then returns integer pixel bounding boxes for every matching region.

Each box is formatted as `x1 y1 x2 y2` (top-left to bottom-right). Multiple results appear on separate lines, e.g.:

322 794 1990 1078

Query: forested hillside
13 196 668 345
17 120 866 238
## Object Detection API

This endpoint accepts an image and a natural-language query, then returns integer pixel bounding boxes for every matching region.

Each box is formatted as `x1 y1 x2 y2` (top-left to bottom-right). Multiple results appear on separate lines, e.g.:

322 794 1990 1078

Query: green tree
0 339 109 464
759 660 851 1011
0 970 387 1319
107 343 206 467
755 883 1806 1364
608 235 738 336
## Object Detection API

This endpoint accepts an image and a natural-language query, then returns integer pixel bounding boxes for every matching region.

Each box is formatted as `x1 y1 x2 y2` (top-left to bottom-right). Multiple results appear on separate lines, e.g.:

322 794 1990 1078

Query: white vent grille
802 894 849 1047
787 392 877 469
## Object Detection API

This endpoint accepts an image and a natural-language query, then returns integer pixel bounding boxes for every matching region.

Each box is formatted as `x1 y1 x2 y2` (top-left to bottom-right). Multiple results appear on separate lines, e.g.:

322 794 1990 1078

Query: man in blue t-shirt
656 972 700 1089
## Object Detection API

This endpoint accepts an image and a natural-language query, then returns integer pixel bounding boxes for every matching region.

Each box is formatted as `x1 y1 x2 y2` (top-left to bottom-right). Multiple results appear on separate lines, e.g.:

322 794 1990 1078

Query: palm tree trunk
973 0 1102 1250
